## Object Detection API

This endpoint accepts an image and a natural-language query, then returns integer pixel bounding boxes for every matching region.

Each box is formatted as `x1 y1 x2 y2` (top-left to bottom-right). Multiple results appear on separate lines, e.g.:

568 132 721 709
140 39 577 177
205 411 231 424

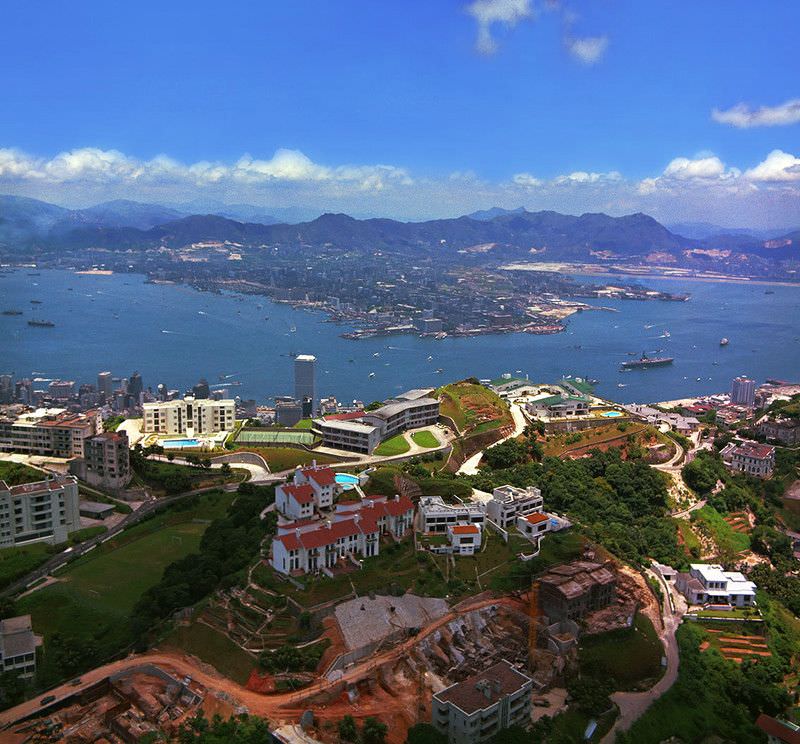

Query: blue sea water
1 269 798 404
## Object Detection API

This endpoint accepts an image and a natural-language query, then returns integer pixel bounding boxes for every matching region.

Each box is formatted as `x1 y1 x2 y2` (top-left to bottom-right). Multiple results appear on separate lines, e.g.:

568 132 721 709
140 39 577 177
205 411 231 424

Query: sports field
236 428 316 445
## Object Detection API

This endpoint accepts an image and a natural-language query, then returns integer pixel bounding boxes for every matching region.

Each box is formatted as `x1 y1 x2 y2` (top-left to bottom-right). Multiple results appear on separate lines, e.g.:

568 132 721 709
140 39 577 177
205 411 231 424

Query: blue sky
1 1 799 226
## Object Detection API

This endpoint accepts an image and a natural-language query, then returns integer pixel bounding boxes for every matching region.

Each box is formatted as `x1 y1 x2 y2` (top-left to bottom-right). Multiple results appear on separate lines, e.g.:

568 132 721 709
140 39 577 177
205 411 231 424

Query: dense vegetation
0 460 44 485
176 713 272 743
130 482 276 640
464 447 680 567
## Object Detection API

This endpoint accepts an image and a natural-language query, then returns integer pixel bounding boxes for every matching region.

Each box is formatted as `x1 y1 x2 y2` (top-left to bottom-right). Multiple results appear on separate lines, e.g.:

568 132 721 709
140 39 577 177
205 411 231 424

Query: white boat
720 338 729 346
369 372 375 378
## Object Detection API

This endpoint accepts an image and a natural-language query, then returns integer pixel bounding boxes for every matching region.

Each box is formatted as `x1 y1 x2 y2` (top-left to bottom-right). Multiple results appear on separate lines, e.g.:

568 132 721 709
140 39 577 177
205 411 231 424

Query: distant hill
0 194 69 243
51 200 187 232
667 221 789 242
467 206 528 221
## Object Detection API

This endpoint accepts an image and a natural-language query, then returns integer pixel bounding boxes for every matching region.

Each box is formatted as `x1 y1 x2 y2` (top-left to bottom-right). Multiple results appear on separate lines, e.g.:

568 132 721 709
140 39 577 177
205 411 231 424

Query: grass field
437 381 511 434
675 518 702 559
293 419 314 430
0 542 51 590
236 429 316 445
161 620 256 685
374 433 411 457
411 430 440 448
579 613 664 690
0 460 45 485
692 505 750 555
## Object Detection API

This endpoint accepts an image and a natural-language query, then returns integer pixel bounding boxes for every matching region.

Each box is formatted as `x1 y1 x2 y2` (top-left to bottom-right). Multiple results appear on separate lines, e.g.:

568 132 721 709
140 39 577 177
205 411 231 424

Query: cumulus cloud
744 149 800 182
0 146 411 191
554 170 621 185
565 35 608 65
662 155 737 181
466 0 534 54
512 172 542 187
712 99 800 128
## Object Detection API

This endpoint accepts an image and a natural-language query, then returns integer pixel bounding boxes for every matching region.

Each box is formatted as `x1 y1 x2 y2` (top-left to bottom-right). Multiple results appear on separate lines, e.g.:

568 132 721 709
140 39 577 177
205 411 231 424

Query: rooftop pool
162 438 202 448
335 472 360 490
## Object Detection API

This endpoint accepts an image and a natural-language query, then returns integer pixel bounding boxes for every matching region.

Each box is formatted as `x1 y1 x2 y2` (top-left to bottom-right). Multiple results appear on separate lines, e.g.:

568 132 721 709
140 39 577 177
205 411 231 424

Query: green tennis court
235 429 316 445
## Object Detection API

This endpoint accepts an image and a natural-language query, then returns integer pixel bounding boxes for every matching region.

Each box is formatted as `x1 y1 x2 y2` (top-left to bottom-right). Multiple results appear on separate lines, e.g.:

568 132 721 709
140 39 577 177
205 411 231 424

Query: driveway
457 402 527 475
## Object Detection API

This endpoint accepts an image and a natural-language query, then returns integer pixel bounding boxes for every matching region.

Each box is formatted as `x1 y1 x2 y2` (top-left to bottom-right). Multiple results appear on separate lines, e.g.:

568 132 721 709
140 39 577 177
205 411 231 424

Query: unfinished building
538 560 617 622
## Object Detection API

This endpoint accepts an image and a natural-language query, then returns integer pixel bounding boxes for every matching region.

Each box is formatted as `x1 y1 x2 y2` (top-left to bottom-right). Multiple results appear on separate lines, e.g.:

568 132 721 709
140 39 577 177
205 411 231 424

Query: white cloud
662 155 734 181
744 149 800 182
553 170 621 184
512 172 542 187
566 35 608 65
466 0 534 54
0 146 411 191
712 99 800 128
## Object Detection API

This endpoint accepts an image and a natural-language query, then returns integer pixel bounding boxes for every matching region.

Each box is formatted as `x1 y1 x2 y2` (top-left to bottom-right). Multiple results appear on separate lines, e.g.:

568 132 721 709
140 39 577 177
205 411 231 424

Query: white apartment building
448 523 482 555
432 660 533 744
0 615 38 679
70 430 131 490
676 563 757 607
0 475 81 548
418 495 485 534
143 396 235 436
485 485 544 531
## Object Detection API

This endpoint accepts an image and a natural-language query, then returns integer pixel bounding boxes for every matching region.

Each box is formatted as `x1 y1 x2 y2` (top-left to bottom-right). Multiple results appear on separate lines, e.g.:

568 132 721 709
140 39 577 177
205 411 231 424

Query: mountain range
1 195 798 266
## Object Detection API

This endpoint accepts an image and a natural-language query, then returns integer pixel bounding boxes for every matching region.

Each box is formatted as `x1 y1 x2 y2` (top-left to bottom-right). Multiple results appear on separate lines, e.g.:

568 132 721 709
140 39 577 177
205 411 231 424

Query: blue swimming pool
335 473 360 490
601 411 623 418
162 438 202 448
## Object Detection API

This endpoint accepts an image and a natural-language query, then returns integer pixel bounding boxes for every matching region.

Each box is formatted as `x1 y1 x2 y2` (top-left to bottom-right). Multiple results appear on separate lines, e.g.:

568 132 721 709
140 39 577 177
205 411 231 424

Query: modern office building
97 371 114 402
47 379 75 400
432 660 533 743
70 431 132 490
730 376 756 406
128 371 143 401
192 378 210 399
294 354 317 415
142 396 235 436
275 398 303 427
0 408 101 458
0 615 38 679
0 475 81 548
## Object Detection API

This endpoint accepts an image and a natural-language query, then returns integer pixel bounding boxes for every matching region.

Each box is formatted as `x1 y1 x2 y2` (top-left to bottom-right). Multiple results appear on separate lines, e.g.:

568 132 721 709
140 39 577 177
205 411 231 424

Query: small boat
427 355 433 361
28 319 55 327
435 368 444 374
764 289 774 295
373 352 380 358
30 299 42 304
617 383 627 388
369 372 375 378
719 338 729 346
1 310 22 316
289 325 297 333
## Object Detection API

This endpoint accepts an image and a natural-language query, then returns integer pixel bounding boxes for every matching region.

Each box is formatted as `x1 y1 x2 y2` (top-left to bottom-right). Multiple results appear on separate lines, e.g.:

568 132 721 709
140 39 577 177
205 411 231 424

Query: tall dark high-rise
128 371 143 401
193 378 210 399
294 354 317 415
97 371 113 402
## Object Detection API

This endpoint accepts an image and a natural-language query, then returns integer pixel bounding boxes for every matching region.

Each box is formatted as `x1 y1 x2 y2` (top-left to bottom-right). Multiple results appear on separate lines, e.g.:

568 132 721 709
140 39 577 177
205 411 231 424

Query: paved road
457 402 527 475
0 482 239 599
600 569 682 743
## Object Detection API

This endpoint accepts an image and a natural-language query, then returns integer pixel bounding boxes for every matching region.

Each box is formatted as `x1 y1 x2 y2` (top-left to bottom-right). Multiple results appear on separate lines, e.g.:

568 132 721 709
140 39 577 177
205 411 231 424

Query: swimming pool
335 473 360 490
601 411 623 418
162 438 202 448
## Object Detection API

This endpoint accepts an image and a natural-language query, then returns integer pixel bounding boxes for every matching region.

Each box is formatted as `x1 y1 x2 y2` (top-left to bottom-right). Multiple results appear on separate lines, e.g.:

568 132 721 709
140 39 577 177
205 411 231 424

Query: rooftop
435 660 531 715
3 475 77 496
280 483 315 505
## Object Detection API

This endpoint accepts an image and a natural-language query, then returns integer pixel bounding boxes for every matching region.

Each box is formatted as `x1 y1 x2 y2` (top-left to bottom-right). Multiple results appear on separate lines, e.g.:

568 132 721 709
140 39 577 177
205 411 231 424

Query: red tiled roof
281 483 315 505
732 442 774 460
325 411 365 421
756 715 800 744
384 495 414 517
277 517 320 533
299 519 361 549
303 467 337 487
276 532 302 551
451 524 479 535
525 513 549 524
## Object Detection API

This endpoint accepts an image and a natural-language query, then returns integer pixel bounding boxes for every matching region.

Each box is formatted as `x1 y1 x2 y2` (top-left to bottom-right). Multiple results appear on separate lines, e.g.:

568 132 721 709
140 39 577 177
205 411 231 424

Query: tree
338 714 359 742
406 723 447 744
365 400 383 411
220 462 232 476
482 439 528 470
166 452 175 462
362 717 388 744
201 458 212 469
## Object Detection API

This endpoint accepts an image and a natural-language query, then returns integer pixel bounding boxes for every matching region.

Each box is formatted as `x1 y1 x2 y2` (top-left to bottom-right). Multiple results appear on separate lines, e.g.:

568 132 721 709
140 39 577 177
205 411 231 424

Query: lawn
411 430 440 449
0 542 51 590
542 422 646 457
692 505 750 555
0 460 46 485
293 418 314 430
578 613 664 691
161 620 256 685
675 518 701 560
374 433 411 457
436 381 512 435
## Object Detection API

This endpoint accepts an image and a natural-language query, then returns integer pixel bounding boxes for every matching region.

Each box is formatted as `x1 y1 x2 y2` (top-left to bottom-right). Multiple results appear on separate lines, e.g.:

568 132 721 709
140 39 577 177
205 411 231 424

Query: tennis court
235 429 316 445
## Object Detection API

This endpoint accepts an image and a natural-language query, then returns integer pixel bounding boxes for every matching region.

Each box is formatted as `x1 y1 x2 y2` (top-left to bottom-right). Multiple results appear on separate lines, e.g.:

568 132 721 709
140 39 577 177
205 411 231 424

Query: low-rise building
0 475 81 547
676 563 757 607
517 512 550 541
720 440 775 477
486 485 543 531
0 615 38 679
275 484 316 521
756 714 800 744
418 495 485 534
142 396 235 436
0 407 100 458
539 560 617 622
758 416 800 446
70 430 131 490
432 660 533 743
526 393 590 419
292 465 340 510
312 418 382 455
448 523 482 555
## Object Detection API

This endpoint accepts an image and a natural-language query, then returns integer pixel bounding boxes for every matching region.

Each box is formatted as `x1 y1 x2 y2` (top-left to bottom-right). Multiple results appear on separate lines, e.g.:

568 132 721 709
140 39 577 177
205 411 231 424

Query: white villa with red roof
293 465 338 509
275 465 343 519
270 494 415 576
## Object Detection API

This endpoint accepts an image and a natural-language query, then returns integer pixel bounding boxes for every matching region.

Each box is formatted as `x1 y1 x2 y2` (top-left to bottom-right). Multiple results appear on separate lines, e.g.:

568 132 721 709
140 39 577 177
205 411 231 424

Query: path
457 402 527 475
600 568 682 743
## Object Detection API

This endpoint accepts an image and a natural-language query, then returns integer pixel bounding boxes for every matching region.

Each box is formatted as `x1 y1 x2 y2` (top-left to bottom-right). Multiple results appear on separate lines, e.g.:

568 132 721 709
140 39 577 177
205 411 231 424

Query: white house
517 512 551 541
448 523 482 555
275 483 316 520
292 465 340 509
720 441 776 478
418 496 485 534
486 485 544 531
676 563 757 607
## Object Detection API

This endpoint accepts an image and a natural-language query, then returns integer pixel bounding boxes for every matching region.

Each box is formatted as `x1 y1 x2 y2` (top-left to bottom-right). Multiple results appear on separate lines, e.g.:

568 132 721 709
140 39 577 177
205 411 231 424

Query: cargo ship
621 353 673 369
27 319 55 327
1 309 22 316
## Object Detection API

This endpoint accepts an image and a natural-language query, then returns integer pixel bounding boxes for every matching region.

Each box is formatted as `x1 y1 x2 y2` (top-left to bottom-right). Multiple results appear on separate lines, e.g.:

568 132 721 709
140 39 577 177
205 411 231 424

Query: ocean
1 269 798 404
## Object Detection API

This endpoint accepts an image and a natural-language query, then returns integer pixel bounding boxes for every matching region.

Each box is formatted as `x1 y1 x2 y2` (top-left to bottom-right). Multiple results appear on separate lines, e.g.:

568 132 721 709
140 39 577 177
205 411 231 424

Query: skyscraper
294 354 317 415
730 376 756 406
128 371 143 401
97 371 113 402
0 374 12 404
